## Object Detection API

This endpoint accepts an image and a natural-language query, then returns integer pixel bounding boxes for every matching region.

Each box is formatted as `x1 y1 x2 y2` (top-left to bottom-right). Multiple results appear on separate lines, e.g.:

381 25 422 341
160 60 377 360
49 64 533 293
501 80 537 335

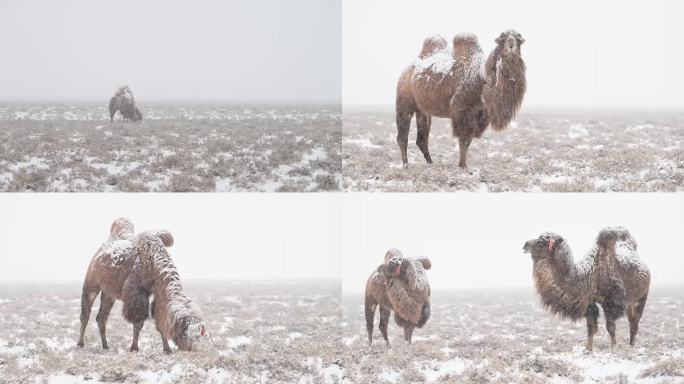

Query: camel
365 249 431 345
396 30 526 168
77 218 204 353
523 227 650 351
109 85 142 122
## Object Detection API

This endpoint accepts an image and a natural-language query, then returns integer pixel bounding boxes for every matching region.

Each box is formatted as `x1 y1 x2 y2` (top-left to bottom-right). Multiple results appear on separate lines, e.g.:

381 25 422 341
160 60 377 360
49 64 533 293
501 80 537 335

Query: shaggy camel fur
77 218 204 353
523 227 650 351
365 249 431 344
396 30 526 168
109 85 142 122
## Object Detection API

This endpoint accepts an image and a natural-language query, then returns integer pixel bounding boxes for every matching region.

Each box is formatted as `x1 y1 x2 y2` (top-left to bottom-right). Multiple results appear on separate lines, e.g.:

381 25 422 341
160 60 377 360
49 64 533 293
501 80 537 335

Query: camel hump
452 33 482 58
416 257 431 270
137 229 174 248
419 35 448 58
597 226 636 254
110 218 134 240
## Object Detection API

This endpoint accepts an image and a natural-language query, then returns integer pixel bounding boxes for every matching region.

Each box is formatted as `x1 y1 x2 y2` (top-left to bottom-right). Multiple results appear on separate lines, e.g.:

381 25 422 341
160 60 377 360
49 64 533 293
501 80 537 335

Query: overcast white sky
343 0 684 109
342 193 684 293
0 194 341 283
0 0 341 103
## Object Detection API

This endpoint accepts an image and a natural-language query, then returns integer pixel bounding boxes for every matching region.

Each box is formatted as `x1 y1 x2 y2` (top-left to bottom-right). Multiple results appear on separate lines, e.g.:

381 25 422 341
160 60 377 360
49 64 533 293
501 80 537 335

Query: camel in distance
396 30 526 168
109 85 142 122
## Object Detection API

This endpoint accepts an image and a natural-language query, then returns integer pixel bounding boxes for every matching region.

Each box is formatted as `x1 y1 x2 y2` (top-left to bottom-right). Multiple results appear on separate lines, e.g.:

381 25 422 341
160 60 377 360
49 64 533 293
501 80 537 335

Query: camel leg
364 296 377 345
396 102 415 167
458 137 472 169
160 334 172 354
129 321 144 352
150 299 172 354
95 293 116 349
627 295 647 346
585 303 599 352
415 110 433 164
77 282 100 347
378 307 391 345
403 325 415 344
605 317 617 348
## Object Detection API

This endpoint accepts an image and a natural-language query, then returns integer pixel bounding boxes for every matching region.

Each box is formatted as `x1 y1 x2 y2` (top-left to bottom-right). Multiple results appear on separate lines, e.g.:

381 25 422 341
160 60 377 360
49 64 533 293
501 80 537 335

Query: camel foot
402 163 409 169
102 343 109 350
163 347 172 355
76 340 84 348
129 345 139 352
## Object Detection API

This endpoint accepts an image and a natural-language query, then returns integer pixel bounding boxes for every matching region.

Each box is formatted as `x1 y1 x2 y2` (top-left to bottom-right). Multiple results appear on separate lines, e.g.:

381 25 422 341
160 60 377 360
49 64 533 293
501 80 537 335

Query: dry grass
0 104 341 192
340 287 684 383
0 281 341 383
1 284 681 383
343 108 684 192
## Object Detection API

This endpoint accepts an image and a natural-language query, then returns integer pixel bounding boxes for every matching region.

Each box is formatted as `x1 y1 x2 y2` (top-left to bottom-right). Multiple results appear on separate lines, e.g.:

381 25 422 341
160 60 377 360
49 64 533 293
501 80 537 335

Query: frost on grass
0 104 341 192
0 281 341 383
343 108 684 191
340 287 684 383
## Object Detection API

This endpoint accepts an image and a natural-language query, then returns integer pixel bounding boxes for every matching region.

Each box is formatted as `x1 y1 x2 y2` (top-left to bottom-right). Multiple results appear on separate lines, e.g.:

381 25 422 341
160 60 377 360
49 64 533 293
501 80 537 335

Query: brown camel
523 227 650 351
77 218 204 353
365 249 431 345
109 85 142 122
396 30 526 168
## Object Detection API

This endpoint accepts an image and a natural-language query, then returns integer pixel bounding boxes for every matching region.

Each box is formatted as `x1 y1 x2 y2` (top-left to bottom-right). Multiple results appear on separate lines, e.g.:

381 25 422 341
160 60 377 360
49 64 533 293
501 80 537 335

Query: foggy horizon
0 194 342 283
0 0 341 103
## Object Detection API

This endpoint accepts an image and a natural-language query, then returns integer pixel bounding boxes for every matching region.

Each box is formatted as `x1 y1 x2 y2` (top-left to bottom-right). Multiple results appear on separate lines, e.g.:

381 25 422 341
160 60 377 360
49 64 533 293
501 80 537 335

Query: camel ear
517 36 525 45
547 237 562 254
495 35 503 44
547 238 555 253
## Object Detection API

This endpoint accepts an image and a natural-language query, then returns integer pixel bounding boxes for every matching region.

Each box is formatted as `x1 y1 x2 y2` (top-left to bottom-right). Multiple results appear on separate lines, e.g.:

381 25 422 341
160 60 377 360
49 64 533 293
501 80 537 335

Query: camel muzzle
523 240 535 253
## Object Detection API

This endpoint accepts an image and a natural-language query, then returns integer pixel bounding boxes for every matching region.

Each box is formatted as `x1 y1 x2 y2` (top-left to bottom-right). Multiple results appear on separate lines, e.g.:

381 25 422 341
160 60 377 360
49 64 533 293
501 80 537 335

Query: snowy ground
0 104 341 192
1 283 681 383
340 287 684 383
0 281 341 384
342 108 684 191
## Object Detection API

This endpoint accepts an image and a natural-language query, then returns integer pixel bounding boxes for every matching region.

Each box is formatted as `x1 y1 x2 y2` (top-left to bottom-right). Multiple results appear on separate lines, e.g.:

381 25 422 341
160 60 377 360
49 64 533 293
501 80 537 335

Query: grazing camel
77 218 204 353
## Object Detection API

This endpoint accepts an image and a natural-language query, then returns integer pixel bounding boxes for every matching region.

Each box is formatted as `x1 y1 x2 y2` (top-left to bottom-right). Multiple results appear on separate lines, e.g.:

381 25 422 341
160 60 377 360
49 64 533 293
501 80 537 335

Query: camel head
173 314 205 351
384 248 404 264
130 107 143 122
525 231 578 278
495 30 524 57
524 232 568 263
385 256 405 278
